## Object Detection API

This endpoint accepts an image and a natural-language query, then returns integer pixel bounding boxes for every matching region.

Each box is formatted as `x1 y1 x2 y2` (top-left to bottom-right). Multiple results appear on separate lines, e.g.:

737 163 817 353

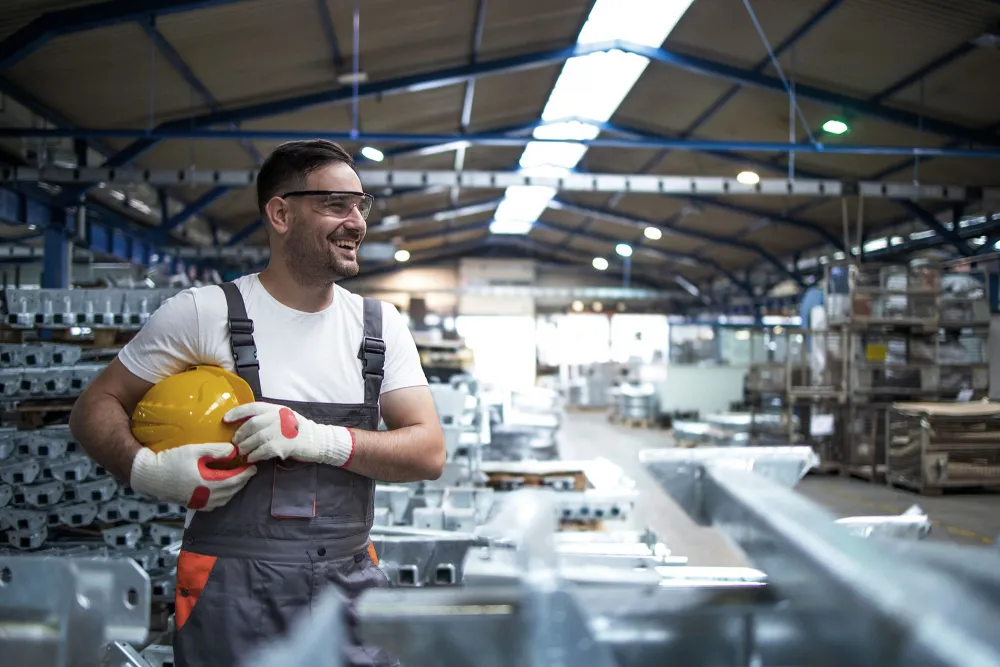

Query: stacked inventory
887 401 1000 494
0 287 185 623
825 261 991 481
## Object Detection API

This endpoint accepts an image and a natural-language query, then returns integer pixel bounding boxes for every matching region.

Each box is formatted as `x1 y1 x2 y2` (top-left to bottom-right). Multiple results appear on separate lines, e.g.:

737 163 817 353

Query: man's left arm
342 386 445 482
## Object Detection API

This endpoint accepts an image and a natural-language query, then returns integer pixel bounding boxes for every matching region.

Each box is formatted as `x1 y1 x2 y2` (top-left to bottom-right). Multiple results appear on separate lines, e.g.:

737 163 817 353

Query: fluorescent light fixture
822 119 849 135
644 226 663 240
394 249 410 262
494 186 556 223
491 0 695 244
361 146 384 162
571 300 584 312
489 219 533 235
592 301 603 312
833 251 846 260
736 171 760 185
592 257 609 270
615 243 633 257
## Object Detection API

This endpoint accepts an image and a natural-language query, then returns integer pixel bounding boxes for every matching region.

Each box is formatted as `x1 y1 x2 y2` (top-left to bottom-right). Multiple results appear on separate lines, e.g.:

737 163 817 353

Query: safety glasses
280 190 375 220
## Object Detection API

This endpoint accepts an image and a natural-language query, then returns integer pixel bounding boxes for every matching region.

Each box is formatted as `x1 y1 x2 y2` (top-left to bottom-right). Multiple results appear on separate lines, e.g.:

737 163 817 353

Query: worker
69 139 447 667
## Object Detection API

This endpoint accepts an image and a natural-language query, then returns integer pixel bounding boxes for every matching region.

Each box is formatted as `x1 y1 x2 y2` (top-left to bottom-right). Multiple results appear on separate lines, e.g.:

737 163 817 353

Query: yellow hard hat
131 366 255 469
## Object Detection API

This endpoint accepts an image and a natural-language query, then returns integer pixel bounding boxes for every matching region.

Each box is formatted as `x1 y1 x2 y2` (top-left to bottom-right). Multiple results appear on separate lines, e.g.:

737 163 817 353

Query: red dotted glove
223 402 355 467
129 444 256 511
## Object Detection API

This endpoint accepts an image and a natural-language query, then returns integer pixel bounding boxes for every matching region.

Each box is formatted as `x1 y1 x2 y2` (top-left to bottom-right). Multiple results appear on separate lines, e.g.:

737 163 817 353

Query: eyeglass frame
278 190 375 220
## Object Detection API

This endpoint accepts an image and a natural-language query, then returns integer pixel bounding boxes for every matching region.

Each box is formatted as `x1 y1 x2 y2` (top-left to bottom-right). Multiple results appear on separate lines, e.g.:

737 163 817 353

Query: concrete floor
557 411 1000 564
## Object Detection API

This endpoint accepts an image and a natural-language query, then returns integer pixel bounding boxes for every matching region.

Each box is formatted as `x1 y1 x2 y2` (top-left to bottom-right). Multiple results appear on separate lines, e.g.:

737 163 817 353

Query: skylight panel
489 0 696 235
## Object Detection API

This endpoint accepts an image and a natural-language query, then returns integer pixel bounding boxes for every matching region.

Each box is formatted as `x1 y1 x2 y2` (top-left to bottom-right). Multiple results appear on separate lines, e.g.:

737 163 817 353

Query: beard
283 213 361 286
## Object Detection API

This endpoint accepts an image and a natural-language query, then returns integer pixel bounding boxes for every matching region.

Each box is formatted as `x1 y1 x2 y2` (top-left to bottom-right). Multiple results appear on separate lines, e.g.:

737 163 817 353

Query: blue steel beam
140 20 262 166
548 198 804 287
315 0 346 75
0 184 167 268
453 0 489 205
531 219 755 296
895 200 973 256
625 41 1000 146
102 41 615 166
611 0 845 210
95 37 1000 167
872 41 977 102
160 186 230 235
226 219 263 246
0 0 251 70
9 126 1000 158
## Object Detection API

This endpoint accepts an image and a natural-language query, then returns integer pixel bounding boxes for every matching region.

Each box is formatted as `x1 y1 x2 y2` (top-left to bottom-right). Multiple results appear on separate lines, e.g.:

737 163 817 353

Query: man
69 139 446 667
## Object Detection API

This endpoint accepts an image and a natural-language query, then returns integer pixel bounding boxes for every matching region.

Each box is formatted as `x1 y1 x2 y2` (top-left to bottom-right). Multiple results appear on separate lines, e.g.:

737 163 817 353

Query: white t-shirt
118 274 427 402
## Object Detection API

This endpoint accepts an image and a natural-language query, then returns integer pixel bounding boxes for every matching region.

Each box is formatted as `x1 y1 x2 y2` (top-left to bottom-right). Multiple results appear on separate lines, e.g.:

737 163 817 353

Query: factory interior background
2 0 1000 665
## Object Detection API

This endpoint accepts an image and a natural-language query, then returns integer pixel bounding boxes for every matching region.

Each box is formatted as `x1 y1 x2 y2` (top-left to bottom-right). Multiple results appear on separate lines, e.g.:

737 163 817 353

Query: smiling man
69 140 445 667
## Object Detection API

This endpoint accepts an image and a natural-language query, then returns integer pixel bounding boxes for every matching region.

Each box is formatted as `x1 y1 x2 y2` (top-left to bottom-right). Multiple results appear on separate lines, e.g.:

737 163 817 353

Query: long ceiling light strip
489 0 697 235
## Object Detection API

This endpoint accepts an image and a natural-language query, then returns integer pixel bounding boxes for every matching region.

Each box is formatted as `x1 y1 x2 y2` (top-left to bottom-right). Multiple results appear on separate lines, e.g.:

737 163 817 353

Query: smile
332 239 358 250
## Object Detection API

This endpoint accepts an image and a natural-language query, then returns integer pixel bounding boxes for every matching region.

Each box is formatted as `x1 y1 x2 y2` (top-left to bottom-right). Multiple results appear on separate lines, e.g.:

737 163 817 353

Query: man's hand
129 444 256 511
224 402 355 467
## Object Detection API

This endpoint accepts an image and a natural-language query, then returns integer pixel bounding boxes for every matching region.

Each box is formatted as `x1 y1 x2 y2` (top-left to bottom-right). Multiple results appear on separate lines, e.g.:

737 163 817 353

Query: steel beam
102 41 618 166
9 126 1000 160
41 226 71 288
872 41 977 103
615 0 845 210
625 40 1000 147
531 219 754 296
140 20 261 166
90 36 1000 166
894 200 973 256
6 165 988 202
160 186 230 235
548 198 804 287
226 219 263 246
315 0 346 75
453 0 489 205
0 0 251 70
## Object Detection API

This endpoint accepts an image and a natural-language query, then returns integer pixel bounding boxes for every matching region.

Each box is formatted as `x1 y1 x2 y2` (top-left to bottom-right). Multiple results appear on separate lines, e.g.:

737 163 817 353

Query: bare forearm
69 389 142 483
344 423 445 483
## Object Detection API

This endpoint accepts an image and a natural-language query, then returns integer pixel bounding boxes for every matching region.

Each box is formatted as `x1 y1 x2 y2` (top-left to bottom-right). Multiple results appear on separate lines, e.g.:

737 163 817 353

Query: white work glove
129 443 257 511
224 402 355 467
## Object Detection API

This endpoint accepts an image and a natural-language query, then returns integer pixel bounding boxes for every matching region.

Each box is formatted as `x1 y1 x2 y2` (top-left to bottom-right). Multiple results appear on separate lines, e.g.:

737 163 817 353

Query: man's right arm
69 289 204 484
69 358 154 483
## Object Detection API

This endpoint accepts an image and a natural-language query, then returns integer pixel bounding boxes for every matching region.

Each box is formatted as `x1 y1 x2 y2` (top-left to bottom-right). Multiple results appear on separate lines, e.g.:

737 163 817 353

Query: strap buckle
232 344 259 369
359 336 385 377
229 317 254 335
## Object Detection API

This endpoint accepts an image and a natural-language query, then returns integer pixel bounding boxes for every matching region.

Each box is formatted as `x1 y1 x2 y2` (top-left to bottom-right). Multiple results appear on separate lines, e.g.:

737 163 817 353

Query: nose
342 207 366 234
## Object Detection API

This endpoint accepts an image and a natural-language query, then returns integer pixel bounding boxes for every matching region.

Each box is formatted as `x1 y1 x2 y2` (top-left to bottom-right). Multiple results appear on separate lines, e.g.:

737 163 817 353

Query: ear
265 197 292 235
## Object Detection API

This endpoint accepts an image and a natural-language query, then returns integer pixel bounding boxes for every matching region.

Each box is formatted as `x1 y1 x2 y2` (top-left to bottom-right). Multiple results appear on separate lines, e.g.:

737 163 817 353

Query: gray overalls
172 282 398 667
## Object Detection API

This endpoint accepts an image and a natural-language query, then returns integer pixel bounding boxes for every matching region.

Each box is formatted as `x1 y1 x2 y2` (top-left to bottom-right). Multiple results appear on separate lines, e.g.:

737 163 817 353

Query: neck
258 262 335 312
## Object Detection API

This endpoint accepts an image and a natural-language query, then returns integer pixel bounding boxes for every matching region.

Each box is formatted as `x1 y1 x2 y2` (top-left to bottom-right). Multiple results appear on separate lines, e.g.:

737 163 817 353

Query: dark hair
255 140 356 217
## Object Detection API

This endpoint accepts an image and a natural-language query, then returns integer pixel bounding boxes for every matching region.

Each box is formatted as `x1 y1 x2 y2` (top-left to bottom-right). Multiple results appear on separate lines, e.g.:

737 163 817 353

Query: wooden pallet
3 397 78 429
485 471 589 492
0 325 135 348
564 404 609 413
559 519 605 532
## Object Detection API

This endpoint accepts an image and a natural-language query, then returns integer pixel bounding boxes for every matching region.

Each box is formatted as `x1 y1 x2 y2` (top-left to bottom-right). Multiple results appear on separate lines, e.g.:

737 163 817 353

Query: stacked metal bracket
0 426 184 604
2 287 181 330
0 342 106 399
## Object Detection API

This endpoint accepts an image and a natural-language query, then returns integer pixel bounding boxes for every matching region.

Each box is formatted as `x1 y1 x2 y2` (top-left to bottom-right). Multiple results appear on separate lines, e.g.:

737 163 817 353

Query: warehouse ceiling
1 0 1000 299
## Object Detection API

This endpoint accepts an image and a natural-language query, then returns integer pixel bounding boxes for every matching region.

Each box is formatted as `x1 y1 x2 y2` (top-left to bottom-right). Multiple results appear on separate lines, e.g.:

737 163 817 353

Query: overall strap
219 282 263 399
358 297 385 405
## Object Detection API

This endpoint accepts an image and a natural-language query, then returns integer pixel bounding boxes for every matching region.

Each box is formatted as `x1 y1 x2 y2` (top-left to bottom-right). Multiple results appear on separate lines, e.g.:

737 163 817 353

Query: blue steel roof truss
0 0 995 295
